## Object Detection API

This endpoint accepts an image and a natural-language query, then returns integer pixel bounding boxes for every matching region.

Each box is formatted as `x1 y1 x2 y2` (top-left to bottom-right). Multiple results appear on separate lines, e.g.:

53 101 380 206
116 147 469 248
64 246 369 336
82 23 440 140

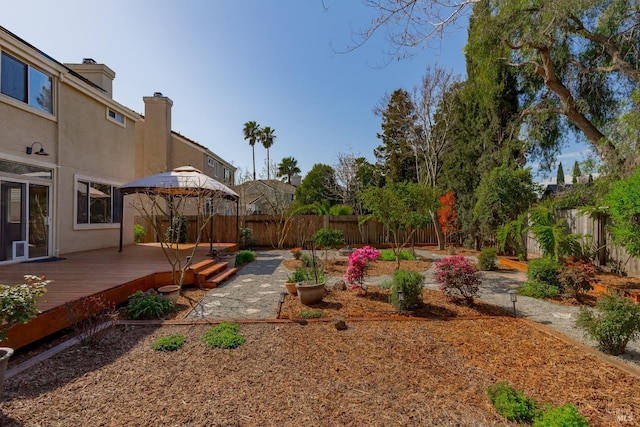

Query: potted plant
295 244 326 305
285 267 308 296
0 275 49 394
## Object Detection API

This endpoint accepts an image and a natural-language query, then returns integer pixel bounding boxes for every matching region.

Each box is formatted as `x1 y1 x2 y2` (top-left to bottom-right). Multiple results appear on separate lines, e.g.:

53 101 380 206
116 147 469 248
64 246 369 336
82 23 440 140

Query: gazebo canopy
119 165 238 200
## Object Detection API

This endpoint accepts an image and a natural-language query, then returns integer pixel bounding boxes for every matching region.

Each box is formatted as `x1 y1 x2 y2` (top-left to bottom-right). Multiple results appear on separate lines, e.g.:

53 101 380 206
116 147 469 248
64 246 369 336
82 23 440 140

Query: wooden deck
0 243 238 349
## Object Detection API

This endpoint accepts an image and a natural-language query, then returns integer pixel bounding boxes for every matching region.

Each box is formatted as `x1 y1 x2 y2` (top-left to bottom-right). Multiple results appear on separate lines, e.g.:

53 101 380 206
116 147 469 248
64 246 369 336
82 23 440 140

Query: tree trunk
430 209 445 250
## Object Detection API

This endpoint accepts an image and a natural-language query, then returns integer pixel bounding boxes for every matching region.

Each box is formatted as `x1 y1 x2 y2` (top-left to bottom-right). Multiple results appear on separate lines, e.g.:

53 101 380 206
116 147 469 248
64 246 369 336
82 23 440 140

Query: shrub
127 294 174 320
557 258 596 300
134 224 145 243
66 295 117 347
434 255 481 305
287 266 310 283
527 258 560 288
518 281 559 299
313 228 345 249
291 247 302 260
389 270 425 310
235 250 256 266
487 381 538 423
152 334 186 351
201 322 246 349
533 404 588 427
478 247 498 271
344 246 380 293
0 275 50 341
299 310 325 318
379 249 417 261
575 292 640 355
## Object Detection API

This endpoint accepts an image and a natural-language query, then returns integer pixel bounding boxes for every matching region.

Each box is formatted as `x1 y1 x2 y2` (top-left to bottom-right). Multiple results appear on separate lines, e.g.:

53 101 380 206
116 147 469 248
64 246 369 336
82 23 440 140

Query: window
207 157 214 167
223 167 231 183
1 52 53 114
107 108 124 124
76 180 121 225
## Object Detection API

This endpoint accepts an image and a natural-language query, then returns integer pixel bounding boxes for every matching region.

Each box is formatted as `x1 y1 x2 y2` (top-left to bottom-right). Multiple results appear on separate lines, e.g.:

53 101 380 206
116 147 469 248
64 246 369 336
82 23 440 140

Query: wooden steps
190 259 238 288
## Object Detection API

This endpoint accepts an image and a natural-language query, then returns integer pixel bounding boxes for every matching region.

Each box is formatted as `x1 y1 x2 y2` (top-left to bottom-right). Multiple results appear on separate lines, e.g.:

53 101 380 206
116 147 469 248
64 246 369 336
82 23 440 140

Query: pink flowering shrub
434 255 481 305
344 246 380 294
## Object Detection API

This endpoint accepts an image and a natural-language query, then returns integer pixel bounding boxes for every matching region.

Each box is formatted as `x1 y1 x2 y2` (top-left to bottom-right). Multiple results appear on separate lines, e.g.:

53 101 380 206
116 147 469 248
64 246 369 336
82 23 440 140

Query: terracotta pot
295 282 325 305
219 252 237 268
285 281 298 296
158 285 181 304
0 347 14 395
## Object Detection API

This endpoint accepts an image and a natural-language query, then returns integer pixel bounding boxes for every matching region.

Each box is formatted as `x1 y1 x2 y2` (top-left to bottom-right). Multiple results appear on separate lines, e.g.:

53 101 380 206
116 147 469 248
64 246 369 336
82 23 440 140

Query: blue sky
3 0 586 181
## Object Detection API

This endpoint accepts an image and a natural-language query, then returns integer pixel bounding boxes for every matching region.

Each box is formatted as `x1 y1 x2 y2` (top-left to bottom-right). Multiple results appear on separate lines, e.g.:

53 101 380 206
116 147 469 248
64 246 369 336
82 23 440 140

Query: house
0 26 235 263
234 179 297 215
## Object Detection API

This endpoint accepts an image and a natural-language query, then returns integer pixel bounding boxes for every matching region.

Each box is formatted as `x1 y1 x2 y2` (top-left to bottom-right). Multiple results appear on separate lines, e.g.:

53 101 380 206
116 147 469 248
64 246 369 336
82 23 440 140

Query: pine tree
557 162 565 187
572 161 581 185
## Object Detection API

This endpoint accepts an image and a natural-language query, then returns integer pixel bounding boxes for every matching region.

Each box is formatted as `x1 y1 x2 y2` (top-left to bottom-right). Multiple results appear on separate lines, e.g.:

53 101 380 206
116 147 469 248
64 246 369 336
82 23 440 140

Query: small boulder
332 280 347 291
333 316 347 331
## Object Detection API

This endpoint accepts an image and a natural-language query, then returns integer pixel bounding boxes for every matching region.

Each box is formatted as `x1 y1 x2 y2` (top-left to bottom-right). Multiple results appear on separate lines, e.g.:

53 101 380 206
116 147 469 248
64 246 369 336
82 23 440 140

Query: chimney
64 58 116 97
290 174 302 187
142 93 173 172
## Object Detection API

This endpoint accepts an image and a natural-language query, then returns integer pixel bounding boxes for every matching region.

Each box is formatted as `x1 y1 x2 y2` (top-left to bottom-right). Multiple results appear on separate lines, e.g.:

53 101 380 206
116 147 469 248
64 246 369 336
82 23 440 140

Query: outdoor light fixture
185 256 192 266
397 289 405 314
277 291 287 319
507 289 518 318
26 142 49 156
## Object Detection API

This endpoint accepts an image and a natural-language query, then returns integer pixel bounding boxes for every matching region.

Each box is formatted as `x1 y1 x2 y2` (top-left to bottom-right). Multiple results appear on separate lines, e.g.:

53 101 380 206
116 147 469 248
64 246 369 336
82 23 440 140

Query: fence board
134 214 438 249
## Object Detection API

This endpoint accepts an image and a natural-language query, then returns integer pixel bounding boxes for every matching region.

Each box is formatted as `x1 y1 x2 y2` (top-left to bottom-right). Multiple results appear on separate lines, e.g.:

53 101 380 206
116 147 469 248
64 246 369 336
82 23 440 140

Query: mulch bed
4 251 640 425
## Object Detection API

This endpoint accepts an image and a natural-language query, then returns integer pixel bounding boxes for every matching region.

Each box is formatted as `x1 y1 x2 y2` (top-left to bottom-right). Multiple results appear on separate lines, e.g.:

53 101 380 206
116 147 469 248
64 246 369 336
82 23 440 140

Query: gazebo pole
209 215 213 254
118 191 124 252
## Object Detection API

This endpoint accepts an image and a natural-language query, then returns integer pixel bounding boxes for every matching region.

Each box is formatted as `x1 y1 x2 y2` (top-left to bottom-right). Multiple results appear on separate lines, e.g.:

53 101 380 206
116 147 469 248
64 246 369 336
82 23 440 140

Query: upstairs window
1 52 53 114
107 108 124 125
223 167 231 184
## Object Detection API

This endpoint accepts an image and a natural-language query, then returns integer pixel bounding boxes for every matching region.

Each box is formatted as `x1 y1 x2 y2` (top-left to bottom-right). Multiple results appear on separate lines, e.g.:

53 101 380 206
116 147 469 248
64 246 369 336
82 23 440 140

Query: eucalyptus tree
243 121 261 181
276 156 301 184
259 126 276 180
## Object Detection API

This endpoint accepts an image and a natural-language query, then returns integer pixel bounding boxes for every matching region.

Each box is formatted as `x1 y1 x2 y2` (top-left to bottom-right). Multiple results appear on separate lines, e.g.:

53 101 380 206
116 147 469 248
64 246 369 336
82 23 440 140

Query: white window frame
74 175 122 230
106 108 125 127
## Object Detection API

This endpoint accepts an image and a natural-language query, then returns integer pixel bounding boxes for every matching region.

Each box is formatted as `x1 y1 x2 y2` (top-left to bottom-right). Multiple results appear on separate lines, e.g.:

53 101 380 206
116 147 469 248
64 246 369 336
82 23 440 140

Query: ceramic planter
295 282 325 305
158 285 181 304
219 252 237 268
0 347 14 395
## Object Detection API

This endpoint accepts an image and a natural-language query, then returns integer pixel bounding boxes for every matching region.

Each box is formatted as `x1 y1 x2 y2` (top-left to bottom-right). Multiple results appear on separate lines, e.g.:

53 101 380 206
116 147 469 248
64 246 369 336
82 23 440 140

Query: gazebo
118 166 239 252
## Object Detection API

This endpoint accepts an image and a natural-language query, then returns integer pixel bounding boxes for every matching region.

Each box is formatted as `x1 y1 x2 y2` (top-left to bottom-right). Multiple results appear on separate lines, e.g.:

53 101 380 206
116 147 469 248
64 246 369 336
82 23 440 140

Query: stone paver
187 250 290 320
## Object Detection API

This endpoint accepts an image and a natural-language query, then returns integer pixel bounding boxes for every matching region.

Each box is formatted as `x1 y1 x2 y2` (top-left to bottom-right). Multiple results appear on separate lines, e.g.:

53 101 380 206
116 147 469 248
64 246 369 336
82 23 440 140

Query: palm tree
276 156 301 184
258 126 276 180
243 121 261 180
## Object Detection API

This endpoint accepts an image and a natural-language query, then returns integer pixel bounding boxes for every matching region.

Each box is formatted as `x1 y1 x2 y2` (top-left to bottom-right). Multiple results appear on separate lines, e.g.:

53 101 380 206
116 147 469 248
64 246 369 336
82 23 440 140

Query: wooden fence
525 209 640 276
136 214 439 249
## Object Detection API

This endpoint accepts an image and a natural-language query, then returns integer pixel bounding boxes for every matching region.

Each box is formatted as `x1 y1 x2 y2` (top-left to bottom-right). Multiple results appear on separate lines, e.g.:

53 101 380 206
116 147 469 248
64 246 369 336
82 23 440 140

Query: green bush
478 247 498 271
134 224 145 243
487 381 538 422
287 267 309 283
313 228 345 249
299 310 325 319
527 258 560 288
518 281 560 299
534 404 589 427
235 250 256 265
127 294 174 320
201 322 246 349
575 292 640 355
379 249 417 262
152 334 186 351
389 270 425 310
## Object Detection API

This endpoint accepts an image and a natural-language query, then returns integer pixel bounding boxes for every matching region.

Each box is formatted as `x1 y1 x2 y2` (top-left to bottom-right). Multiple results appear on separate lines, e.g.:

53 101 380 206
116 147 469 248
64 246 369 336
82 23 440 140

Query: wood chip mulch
4 253 640 426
